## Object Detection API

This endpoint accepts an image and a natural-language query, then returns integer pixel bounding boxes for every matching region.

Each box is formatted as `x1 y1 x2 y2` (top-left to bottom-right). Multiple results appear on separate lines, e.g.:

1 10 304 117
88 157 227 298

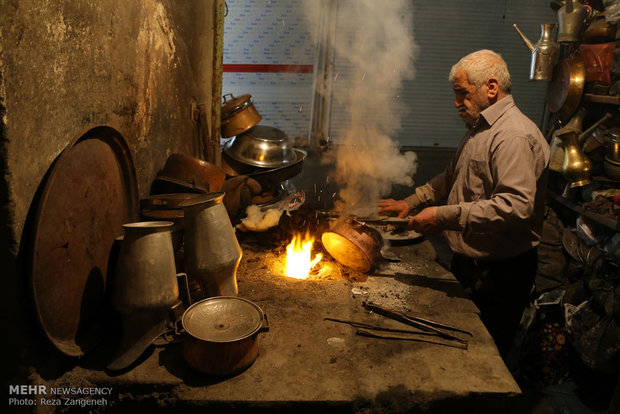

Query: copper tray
30 126 139 356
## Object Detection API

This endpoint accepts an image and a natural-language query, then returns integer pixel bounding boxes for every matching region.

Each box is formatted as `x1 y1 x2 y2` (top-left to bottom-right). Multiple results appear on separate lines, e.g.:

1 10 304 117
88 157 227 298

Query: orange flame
285 232 322 279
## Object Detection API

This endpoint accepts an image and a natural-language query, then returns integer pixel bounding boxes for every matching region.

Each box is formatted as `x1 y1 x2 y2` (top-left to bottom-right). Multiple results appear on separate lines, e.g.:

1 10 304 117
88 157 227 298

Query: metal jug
549 107 589 172
181 192 242 298
557 0 589 43
108 221 180 370
513 23 559 81
558 131 592 188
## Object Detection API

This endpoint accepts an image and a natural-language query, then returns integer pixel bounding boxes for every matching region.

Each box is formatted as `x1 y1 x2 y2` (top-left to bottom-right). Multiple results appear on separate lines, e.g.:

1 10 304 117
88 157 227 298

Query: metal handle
259 313 270 333
222 93 235 103
176 273 192 307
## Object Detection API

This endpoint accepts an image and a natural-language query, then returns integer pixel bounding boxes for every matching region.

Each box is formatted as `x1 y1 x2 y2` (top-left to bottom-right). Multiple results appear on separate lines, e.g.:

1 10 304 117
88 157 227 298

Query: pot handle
176 273 192 307
259 313 270 334
222 93 236 104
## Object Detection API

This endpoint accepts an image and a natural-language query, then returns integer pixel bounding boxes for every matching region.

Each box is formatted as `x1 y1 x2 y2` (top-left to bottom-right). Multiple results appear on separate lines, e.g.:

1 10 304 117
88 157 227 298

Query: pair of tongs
361 301 472 345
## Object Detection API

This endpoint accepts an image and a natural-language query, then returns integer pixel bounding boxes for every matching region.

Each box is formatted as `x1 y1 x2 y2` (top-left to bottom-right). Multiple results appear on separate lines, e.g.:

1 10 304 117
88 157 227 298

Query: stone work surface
27 240 522 412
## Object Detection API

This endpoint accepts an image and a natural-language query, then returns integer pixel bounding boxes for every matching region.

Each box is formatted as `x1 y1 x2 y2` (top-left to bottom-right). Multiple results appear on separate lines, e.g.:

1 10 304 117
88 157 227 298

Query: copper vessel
322 218 383 272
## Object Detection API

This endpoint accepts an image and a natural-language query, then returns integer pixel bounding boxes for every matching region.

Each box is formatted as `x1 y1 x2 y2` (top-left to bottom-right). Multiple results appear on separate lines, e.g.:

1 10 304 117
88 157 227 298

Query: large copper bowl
321 218 383 272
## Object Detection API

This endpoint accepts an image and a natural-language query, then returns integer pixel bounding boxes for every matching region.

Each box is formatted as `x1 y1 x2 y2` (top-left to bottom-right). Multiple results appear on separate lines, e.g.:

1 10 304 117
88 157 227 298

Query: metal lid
221 94 253 119
178 192 225 209
182 296 264 342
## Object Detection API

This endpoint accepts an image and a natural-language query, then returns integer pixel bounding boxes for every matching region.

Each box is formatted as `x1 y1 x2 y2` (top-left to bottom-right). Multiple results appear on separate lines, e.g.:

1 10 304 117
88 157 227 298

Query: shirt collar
480 95 515 127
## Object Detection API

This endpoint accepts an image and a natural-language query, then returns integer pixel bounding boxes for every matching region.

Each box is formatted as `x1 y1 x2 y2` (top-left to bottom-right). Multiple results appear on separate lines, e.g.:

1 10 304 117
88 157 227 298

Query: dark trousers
451 248 537 359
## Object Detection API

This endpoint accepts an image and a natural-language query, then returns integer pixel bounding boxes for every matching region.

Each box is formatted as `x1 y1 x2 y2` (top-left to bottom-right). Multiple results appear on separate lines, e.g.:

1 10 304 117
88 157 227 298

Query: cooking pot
321 218 383 272
182 296 269 376
547 55 586 122
221 94 263 138
157 153 226 193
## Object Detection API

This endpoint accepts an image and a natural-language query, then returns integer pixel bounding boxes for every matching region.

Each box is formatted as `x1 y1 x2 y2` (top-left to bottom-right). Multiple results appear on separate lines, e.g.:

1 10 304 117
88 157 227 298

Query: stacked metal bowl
223 125 298 169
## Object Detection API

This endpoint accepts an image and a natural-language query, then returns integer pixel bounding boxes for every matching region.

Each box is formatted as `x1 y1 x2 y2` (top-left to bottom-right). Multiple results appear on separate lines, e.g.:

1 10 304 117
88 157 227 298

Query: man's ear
486 77 500 99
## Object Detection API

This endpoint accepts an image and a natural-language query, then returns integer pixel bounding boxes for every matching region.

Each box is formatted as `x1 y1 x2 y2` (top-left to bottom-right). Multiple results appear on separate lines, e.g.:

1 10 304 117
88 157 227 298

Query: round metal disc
30 126 139 356
182 297 264 342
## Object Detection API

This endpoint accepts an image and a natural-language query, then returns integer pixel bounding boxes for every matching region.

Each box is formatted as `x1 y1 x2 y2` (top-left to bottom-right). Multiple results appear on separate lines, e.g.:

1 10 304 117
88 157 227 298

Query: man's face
452 70 490 128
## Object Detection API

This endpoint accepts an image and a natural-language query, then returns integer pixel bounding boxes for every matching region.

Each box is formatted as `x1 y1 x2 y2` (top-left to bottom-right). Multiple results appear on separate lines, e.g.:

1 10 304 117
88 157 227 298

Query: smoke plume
304 0 419 216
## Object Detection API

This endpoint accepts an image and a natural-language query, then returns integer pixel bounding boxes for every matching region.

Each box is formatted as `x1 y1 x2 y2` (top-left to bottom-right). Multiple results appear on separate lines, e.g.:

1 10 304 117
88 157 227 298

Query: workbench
32 239 522 413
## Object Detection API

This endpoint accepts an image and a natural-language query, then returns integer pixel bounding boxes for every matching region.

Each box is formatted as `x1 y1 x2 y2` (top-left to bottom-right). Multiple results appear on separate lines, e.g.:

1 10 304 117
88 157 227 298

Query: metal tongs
352 216 410 235
361 301 471 347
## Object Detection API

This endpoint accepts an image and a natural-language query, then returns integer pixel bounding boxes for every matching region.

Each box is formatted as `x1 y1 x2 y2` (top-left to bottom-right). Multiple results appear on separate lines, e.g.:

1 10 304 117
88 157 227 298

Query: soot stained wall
0 0 220 379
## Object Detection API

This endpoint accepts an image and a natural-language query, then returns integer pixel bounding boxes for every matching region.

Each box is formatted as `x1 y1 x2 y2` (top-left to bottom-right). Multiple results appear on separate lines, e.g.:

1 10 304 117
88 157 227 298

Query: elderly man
379 49 550 359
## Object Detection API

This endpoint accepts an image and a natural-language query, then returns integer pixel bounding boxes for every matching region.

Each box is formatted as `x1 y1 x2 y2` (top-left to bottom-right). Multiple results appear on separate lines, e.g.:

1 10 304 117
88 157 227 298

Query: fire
285 232 322 279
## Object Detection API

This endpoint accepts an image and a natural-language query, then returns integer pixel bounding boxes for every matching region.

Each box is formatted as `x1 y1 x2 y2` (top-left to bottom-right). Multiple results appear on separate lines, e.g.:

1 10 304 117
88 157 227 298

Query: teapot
513 23 559 81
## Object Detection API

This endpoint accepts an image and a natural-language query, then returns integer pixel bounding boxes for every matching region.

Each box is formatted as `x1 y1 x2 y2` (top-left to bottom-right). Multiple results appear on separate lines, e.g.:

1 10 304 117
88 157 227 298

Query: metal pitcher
108 221 180 370
557 0 589 43
549 107 589 172
558 130 592 188
181 192 242 298
513 23 559 81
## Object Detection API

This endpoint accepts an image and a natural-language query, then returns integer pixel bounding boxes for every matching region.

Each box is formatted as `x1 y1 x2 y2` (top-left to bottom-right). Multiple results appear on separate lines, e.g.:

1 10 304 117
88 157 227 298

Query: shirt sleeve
437 135 539 234
405 150 458 209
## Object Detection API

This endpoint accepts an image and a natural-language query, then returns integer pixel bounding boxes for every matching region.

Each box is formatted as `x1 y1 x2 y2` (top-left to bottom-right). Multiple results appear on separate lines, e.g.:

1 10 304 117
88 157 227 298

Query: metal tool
362 301 472 343
324 317 468 350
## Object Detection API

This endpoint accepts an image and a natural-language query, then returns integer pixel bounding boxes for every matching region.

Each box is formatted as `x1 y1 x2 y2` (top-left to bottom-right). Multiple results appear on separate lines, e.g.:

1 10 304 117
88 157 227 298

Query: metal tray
30 126 139 356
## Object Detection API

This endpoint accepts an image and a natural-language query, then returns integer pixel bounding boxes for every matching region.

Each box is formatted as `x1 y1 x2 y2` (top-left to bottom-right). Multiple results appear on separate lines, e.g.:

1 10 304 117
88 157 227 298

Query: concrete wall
0 0 221 378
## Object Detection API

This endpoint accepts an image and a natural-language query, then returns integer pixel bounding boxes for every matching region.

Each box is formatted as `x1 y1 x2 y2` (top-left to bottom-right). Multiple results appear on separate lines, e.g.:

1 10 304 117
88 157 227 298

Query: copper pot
182 296 269 376
221 94 263 138
156 153 226 193
321 218 383 272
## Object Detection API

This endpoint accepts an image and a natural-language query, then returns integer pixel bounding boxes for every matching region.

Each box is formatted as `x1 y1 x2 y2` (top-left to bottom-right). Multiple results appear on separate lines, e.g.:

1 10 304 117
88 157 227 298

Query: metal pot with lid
182 296 269 376
221 93 263 138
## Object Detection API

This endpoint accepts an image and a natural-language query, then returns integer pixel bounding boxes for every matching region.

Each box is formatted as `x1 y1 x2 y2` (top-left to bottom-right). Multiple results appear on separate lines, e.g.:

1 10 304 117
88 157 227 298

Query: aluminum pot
321 218 383 272
182 296 269 376
221 94 263 138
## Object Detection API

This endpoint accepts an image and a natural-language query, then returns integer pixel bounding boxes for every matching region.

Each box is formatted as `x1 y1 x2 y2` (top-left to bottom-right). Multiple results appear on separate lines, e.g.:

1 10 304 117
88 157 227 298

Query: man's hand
408 207 439 235
377 199 411 218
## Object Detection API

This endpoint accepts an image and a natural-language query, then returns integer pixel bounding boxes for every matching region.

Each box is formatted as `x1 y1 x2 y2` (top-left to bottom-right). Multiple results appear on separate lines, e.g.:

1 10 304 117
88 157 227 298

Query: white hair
449 49 512 94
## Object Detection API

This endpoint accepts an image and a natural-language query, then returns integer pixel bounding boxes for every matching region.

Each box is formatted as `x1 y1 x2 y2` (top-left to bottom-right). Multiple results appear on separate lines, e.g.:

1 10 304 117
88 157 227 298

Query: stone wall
0 0 221 378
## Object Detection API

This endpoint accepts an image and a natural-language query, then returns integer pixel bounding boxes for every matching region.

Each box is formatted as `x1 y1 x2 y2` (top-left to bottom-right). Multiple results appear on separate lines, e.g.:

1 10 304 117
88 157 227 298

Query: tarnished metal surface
30 126 139 356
